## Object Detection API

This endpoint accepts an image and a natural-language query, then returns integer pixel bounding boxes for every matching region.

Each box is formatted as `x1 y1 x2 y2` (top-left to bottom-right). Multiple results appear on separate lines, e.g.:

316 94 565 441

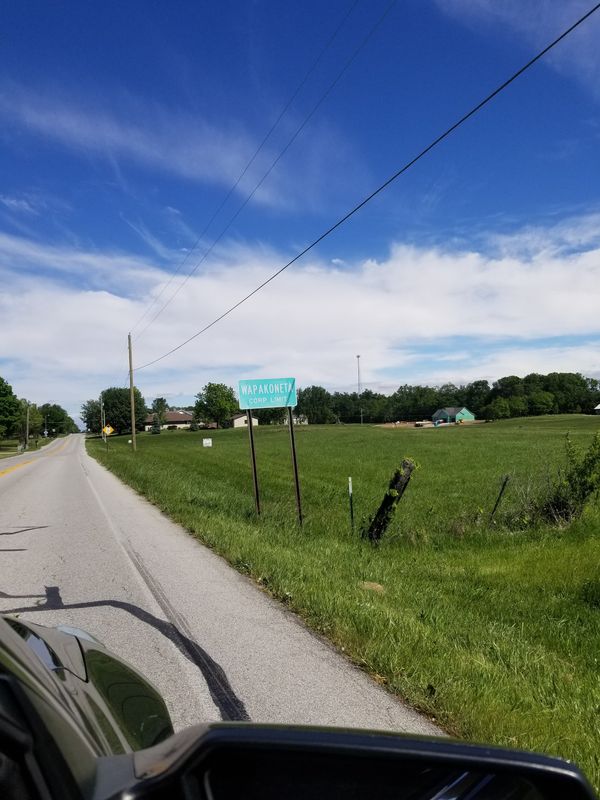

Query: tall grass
87 415 600 788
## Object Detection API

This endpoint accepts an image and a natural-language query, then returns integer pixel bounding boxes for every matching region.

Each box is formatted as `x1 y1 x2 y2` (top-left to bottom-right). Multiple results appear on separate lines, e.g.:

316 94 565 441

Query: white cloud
162 206 200 246
487 211 600 258
436 1 600 98
120 216 175 261
0 195 38 214
0 85 265 193
1 213 599 421
0 231 163 294
0 85 367 213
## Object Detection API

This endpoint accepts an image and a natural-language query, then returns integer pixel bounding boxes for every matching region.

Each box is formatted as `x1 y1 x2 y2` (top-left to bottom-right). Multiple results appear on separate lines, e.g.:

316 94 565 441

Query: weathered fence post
364 459 414 543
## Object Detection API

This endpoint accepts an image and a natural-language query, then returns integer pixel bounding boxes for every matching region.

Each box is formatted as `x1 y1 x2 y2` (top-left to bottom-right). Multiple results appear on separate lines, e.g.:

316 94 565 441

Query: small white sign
203 438 213 448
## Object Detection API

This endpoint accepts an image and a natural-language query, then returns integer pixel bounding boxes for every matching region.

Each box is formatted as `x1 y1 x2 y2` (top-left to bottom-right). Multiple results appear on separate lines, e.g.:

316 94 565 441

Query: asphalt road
0 434 439 735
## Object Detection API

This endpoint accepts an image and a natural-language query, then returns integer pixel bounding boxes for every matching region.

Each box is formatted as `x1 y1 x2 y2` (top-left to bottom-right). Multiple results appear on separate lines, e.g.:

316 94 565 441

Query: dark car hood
0 616 174 755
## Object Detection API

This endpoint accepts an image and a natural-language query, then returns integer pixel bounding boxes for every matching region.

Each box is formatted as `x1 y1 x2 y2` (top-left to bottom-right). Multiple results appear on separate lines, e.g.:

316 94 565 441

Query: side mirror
99 724 597 800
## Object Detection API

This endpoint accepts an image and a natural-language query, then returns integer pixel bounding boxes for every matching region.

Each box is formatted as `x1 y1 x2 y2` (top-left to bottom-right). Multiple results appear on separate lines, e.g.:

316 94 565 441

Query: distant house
595 404 600 415
144 409 194 431
432 407 475 423
231 413 258 428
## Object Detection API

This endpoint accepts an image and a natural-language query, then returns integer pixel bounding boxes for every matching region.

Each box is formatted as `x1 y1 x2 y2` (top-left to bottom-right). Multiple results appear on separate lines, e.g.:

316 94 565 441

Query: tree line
0 376 78 445
80 372 600 435
80 383 241 434
81 383 294 434
294 372 600 424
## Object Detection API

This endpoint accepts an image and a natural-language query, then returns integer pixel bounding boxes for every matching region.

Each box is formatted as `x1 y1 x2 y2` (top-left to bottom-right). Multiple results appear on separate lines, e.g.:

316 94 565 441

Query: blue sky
0 0 599 419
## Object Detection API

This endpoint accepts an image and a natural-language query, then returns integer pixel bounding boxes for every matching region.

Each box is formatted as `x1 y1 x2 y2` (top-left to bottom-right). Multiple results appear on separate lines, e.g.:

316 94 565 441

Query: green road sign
238 378 297 410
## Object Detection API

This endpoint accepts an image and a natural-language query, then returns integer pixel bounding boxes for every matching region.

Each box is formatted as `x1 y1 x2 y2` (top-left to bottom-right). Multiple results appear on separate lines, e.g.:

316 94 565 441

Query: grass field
0 436 57 459
87 415 600 787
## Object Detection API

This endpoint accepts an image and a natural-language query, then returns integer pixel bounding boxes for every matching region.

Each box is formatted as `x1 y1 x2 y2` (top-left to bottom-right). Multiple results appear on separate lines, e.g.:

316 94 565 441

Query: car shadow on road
1 584 249 722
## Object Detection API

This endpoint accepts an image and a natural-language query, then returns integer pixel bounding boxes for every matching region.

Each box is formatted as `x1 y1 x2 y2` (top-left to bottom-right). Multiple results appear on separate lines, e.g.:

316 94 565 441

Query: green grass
0 436 57 458
87 416 600 788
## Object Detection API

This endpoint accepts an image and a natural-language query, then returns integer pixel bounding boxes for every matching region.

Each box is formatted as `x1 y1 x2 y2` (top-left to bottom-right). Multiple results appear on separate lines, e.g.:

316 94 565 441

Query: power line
134 2 600 374
132 0 396 342
130 0 361 339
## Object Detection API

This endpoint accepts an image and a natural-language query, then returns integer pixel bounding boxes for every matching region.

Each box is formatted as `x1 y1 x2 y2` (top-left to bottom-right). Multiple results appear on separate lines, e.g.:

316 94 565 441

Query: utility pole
128 333 137 452
25 402 30 450
356 354 363 425
100 394 108 452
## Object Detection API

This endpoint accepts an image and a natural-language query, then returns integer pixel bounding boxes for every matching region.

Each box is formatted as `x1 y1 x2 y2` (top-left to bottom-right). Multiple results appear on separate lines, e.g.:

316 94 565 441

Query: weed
539 433 600 523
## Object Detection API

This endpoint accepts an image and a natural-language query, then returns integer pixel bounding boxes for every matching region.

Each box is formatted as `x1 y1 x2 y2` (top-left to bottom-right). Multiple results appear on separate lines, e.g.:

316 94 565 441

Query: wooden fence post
364 459 414 543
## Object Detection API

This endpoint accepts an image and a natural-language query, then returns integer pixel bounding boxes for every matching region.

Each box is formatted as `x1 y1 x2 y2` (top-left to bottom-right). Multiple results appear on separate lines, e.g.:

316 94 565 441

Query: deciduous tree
96 388 147 434
437 383 462 408
482 397 510 420
17 400 43 445
493 375 524 398
254 407 287 425
38 403 79 435
528 390 555 416
151 397 169 426
0 377 20 440
297 386 336 424
508 395 528 417
81 399 101 433
194 383 237 428
464 380 491 416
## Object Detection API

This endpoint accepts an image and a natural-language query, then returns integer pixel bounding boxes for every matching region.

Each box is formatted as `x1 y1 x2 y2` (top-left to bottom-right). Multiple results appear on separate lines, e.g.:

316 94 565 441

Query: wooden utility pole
128 333 137 452
25 402 30 450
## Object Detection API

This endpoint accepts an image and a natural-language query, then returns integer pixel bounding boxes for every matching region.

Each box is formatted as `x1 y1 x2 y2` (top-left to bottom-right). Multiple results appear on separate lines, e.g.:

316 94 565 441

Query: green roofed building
432 407 475 423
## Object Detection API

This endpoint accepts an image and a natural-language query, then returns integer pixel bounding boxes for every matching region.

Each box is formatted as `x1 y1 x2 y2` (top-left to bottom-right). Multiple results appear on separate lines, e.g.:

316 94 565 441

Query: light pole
356 355 363 425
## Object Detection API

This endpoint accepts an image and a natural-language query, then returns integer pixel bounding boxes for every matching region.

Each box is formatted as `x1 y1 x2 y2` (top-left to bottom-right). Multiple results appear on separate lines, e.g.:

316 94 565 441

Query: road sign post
102 425 114 453
287 406 302 526
246 411 261 517
238 378 301 525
